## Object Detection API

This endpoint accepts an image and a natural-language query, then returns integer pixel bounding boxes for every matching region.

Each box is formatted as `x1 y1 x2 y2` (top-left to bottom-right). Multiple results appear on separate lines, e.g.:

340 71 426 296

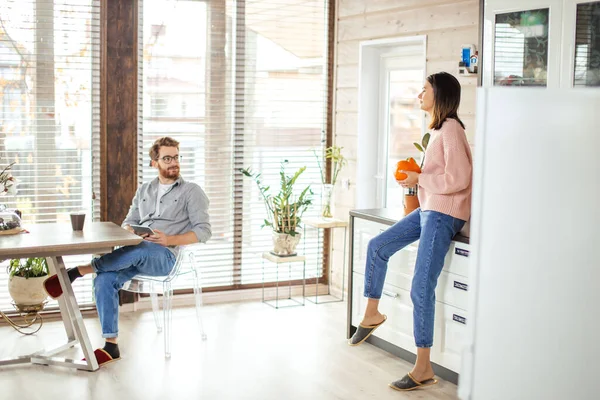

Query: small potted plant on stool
240 161 313 256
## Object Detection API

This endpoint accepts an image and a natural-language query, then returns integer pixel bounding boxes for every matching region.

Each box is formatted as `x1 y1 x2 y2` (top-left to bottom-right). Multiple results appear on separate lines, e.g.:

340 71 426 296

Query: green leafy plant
240 162 313 236
314 145 347 186
8 257 49 279
1 156 17 195
407 133 431 196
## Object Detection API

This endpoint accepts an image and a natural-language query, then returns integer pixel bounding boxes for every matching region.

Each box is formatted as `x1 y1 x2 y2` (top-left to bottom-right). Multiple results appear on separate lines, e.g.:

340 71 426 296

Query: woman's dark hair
426 72 465 130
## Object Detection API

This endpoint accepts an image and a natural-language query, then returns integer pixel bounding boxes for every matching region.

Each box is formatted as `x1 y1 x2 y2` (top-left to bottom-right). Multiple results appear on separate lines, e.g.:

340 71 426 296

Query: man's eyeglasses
156 155 182 164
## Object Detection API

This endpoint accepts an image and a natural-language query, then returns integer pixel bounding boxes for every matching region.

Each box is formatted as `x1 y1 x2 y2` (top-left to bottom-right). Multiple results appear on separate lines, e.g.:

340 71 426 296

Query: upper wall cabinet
482 0 600 88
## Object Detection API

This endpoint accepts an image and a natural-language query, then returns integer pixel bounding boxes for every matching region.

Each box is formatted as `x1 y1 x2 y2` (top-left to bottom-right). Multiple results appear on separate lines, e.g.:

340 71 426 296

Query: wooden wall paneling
331 0 481 295
101 0 139 225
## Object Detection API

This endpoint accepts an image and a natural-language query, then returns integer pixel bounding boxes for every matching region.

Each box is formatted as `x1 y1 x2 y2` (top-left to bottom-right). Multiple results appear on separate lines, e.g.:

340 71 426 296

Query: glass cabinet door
573 1 600 87
482 0 563 87
493 9 550 86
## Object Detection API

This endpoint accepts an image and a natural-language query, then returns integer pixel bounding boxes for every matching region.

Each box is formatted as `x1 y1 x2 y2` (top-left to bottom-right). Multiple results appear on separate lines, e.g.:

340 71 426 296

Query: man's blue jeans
363 208 465 348
91 241 176 338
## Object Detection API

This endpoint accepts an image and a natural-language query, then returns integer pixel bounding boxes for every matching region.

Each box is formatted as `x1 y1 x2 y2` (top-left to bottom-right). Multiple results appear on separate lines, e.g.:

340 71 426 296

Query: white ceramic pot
8 275 48 306
271 232 301 256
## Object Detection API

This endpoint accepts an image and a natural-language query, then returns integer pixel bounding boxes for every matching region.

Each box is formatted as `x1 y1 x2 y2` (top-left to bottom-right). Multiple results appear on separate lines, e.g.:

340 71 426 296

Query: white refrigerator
458 88 600 400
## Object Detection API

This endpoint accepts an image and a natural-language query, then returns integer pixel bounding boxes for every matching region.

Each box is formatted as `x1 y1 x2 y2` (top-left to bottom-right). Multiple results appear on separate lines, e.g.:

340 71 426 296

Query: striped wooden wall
330 0 480 293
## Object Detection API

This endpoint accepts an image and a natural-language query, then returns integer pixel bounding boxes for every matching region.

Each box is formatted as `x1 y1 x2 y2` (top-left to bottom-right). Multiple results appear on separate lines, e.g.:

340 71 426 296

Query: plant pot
8 275 48 306
403 194 420 216
271 232 301 256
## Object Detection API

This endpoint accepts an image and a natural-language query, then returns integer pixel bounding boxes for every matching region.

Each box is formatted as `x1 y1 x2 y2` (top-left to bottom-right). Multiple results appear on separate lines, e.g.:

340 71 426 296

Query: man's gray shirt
122 176 211 256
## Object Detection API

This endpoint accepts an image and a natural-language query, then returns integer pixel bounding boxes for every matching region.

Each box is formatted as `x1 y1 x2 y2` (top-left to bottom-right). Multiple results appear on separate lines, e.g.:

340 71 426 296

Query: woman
348 72 472 391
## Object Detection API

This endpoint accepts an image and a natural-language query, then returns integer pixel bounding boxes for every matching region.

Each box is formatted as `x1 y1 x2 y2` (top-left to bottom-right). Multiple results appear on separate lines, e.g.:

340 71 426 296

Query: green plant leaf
241 161 313 236
414 143 424 153
422 133 430 149
7 257 48 278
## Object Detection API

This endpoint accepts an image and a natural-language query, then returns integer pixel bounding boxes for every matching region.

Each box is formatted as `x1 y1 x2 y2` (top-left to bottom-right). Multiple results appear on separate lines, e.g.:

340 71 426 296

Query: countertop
349 208 470 244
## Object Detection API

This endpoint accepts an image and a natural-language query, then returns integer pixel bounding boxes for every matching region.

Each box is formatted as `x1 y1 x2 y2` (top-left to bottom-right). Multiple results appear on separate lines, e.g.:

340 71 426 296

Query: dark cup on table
70 213 86 231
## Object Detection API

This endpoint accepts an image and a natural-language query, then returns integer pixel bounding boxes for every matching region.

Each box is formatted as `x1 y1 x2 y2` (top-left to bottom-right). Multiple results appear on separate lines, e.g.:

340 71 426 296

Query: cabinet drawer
385 243 419 291
351 271 468 374
351 272 416 353
352 218 392 274
431 303 469 373
436 271 469 311
443 242 471 277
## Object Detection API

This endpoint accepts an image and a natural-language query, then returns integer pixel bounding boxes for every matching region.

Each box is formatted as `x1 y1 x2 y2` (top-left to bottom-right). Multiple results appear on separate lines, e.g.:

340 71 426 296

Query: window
139 1 328 289
494 9 550 86
0 0 100 311
383 66 425 208
150 96 168 117
574 1 600 87
356 37 426 210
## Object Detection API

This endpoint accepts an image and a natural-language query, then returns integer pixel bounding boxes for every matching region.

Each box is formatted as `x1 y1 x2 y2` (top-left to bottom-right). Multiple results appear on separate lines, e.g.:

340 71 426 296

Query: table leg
34 256 99 371
46 257 76 341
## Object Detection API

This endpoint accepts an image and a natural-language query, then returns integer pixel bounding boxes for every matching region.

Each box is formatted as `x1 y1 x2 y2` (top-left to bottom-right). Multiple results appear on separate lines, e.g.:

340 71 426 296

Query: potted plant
402 133 430 215
7 257 49 308
240 162 313 256
314 145 347 218
0 157 17 196
0 157 23 235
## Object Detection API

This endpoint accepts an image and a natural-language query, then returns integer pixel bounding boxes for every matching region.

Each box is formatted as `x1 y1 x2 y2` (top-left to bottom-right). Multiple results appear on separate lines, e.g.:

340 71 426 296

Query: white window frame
561 0 600 87
356 35 426 209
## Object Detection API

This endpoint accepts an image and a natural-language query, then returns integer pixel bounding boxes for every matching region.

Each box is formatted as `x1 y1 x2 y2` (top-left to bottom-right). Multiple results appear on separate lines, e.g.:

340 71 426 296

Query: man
43 136 211 365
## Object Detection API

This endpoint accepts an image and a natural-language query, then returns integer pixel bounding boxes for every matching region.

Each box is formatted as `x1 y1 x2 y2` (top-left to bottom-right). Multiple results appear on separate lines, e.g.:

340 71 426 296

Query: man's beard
158 165 180 180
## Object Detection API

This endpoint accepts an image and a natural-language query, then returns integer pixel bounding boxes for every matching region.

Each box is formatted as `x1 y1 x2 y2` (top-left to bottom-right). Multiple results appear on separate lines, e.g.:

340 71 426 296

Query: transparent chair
121 243 207 358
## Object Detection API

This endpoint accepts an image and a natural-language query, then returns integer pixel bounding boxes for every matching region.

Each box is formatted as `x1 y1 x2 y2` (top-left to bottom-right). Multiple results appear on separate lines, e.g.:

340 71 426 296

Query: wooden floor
0 301 458 400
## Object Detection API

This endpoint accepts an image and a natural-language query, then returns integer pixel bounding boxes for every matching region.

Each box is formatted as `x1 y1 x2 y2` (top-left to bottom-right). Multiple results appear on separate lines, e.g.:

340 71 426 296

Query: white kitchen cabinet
431 303 470 373
437 270 469 311
347 209 471 384
482 0 600 88
351 272 416 354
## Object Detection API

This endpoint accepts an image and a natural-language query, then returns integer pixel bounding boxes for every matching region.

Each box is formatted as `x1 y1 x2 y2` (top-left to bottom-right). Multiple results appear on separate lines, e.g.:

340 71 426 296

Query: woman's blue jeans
91 241 176 338
363 208 465 348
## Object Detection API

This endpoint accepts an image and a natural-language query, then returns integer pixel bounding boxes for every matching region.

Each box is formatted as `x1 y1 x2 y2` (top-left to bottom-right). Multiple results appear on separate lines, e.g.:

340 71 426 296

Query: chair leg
192 268 207 340
150 290 163 333
162 282 173 358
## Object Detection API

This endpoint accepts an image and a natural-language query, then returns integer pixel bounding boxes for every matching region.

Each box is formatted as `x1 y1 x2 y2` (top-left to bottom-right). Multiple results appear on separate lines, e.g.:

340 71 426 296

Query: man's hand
124 224 150 238
397 171 420 188
145 229 169 247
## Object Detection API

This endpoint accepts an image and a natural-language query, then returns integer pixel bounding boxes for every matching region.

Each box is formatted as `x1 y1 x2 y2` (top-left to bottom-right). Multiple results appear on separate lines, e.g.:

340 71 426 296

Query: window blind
574 1 600 87
139 0 328 290
493 8 549 87
0 0 100 311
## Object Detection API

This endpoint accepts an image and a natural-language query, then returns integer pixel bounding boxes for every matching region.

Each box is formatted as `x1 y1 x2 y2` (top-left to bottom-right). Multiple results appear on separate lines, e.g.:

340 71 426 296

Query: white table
303 217 348 304
0 222 141 371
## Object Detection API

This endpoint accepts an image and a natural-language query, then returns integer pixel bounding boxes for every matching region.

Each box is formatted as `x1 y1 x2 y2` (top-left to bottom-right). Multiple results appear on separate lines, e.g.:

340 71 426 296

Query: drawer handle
382 290 399 299
453 314 467 325
453 281 468 291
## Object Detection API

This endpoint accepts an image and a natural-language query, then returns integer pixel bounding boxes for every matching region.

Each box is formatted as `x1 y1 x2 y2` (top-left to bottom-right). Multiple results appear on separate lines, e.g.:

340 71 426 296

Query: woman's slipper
348 315 387 346
43 274 63 299
82 348 121 367
389 372 438 391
